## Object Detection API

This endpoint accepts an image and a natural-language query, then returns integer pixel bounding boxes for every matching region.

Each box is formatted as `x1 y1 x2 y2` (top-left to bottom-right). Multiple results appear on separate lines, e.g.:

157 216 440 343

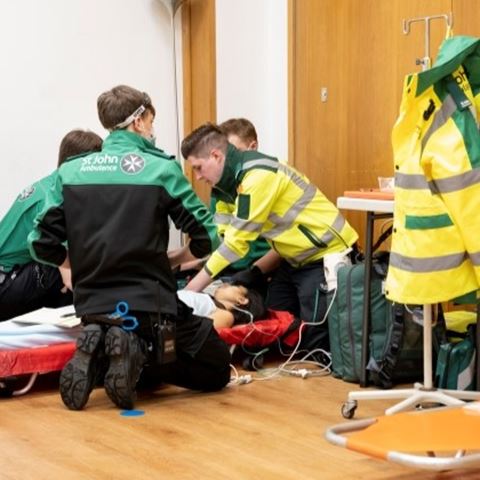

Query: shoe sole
60 325 103 410
104 327 145 410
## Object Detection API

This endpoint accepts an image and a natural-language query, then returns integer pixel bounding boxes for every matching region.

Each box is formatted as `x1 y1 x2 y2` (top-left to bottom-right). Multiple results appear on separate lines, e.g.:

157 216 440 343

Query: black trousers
152 327 232 391
266 259 330 352
0 262 72 321
110 300 232 393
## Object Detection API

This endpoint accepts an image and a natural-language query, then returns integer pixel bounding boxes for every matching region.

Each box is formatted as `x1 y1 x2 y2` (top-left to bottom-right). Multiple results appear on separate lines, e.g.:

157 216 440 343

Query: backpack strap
372 225 393 253
367 303 405 389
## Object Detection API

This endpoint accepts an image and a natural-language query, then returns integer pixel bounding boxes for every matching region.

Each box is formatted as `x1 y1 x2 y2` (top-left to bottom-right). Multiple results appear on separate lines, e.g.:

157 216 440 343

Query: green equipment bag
435 324 477 391
327 262 386 383
327 255 431 388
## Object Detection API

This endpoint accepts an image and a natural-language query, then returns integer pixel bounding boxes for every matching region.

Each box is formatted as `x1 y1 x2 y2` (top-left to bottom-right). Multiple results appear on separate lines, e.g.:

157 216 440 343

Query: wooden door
452 0 480 35
289 0 453 246
182 0 216 205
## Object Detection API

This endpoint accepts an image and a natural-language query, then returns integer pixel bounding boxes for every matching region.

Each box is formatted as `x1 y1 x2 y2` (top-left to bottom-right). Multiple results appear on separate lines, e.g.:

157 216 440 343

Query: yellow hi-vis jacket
386 36 480 304
210 192 271 270
205 145 358 278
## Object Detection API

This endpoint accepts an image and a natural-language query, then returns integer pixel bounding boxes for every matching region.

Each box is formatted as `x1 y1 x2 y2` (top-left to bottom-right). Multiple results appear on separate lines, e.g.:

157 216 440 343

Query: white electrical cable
253 289 337 381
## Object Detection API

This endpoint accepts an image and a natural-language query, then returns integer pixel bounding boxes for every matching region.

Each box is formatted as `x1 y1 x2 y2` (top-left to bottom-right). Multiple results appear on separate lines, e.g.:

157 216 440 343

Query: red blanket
217 310 300 348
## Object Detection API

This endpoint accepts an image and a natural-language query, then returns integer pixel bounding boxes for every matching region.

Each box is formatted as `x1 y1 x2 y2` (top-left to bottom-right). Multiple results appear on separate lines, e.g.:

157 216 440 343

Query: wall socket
320 87 328 102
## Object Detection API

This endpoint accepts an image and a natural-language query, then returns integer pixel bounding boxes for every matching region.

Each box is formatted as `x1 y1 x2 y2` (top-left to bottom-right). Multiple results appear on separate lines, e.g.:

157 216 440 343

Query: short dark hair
245 289 267 320
97 85 156 130
181 123 228 159
232 289 267 324
219 118 257 145
57 129 103 167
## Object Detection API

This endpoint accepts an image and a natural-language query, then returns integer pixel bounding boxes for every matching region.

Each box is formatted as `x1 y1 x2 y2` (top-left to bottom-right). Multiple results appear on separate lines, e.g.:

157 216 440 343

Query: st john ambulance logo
18 185 35 201
120 154 145 175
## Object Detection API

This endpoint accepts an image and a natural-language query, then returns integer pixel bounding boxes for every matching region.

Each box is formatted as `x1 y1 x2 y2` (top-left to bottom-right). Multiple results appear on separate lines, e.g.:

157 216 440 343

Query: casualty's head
219 118 258 151
213 283 267 323
97 85 156 144
181 123 228 186
57 129 103 167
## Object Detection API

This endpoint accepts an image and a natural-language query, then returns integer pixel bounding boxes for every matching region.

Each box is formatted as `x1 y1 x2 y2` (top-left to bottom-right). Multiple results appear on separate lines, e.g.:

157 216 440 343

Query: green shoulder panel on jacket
238 150 279 181
0 172 56 270
28 170 68 267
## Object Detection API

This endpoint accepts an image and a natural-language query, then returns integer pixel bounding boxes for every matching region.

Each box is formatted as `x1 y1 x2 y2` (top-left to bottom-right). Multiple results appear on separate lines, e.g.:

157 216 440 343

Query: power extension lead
237 374 252 385
290 369 309 379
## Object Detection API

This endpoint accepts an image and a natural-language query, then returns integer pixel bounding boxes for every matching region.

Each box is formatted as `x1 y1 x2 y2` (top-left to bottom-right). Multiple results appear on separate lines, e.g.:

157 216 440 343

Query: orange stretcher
325 403 480 471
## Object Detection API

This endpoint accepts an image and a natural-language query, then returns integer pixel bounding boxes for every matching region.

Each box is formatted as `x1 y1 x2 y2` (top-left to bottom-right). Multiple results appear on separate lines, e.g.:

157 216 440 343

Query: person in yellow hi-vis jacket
386 35 480 304
178 123 358 352
212 118 271 274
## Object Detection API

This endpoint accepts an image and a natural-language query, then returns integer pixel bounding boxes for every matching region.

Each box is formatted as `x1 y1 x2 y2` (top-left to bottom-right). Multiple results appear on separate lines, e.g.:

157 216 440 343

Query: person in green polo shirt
0 129 103 321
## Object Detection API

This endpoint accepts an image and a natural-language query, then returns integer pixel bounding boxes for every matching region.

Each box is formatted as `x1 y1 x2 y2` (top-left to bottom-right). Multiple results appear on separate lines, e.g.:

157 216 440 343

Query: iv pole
402 12 455 398
402 13 453 71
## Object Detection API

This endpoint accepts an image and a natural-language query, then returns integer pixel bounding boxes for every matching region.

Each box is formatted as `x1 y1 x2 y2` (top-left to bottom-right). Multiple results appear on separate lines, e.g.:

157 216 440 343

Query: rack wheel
341 400 358 419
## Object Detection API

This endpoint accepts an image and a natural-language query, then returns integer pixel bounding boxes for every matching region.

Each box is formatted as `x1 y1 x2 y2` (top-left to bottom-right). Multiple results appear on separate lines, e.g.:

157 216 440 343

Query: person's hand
230 266 264 288
185 268 213 292
168 244 198 269
59 265 72 292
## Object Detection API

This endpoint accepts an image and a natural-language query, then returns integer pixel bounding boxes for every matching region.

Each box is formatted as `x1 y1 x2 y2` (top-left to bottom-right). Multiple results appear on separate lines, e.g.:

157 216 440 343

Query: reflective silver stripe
469 251 480 266
327 214 346 243
394 173 429 190
214 213 232 225
264 167 317 238
217 243 242 263
291 246 319 265
264 184 317 238
242 159 278 171
230 218 263 232
389 251 467 272
429 169 480 194
292 215 347 263
421 94 457 152
240 160 322 241
320 229 335 247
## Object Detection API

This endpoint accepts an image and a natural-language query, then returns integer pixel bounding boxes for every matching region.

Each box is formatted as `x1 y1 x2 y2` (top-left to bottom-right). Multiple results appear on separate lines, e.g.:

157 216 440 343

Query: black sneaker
60 324 105 410
104 326 147 410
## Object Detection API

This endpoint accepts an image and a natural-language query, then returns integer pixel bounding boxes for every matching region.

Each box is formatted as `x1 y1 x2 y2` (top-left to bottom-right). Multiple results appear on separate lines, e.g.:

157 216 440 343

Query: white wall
1 0 286 248
215 0 288 160
0 0 182 218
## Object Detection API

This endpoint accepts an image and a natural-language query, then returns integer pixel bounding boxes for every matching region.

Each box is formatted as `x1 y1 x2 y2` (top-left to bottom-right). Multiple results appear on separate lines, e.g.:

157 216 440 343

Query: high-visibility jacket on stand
386 36 480 304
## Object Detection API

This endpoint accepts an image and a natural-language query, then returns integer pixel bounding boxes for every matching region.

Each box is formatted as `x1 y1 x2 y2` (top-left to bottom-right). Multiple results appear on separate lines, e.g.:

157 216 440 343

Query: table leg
360 212 374 387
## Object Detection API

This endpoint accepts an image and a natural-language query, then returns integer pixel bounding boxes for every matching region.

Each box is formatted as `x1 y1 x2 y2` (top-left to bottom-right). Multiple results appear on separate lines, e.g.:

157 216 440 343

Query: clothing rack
342 12 480 418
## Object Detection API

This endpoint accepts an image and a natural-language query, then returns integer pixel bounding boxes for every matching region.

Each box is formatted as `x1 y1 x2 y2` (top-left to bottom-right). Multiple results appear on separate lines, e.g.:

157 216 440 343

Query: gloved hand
230 265 265 288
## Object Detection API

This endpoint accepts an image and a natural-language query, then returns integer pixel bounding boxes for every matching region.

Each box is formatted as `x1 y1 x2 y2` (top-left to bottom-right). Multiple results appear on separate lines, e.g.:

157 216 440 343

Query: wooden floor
0 369 478 480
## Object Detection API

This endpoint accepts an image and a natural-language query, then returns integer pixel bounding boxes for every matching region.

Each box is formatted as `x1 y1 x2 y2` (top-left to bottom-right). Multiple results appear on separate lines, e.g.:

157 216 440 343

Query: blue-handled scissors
109 301 139 331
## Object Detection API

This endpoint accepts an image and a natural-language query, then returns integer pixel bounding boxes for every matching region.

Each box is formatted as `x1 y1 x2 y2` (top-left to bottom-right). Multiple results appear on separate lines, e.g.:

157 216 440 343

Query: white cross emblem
120 154 145 174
